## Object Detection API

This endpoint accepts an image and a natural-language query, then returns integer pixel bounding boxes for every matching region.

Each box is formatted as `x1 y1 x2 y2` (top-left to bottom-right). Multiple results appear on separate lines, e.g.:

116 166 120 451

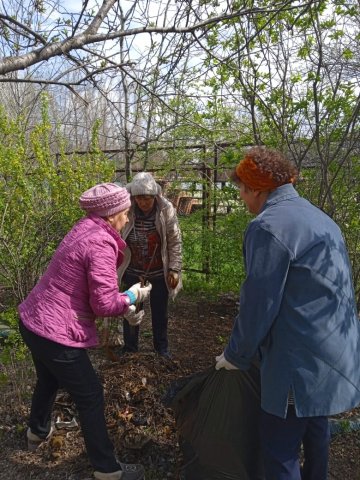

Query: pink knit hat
79 183 131 217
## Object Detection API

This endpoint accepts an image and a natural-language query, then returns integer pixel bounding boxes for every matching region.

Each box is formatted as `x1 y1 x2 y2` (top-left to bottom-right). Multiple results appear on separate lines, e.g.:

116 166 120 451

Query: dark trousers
19 320 119 473
260 406 330 480
123 274 169 354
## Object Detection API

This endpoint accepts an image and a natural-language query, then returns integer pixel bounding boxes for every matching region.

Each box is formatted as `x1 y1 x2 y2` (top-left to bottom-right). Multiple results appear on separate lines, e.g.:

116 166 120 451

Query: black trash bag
162 372 201 408
168 363 264 480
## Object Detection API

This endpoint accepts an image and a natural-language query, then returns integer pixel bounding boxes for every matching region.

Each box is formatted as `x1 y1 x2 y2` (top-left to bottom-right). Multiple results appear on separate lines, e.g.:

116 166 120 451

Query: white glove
124 305 144 326
128 282 152 303
215 351 238 370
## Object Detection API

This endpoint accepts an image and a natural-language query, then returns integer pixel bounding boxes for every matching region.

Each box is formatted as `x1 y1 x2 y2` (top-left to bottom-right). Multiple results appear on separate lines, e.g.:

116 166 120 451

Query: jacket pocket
67 310 96 343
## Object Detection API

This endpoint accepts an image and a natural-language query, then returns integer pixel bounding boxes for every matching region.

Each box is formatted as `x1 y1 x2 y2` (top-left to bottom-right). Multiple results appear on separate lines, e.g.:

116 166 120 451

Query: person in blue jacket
215 146 360 480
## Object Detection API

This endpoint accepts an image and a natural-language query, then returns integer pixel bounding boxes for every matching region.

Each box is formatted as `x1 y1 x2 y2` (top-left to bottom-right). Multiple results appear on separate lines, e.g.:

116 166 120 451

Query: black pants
19 320 119 473
123 273 169 354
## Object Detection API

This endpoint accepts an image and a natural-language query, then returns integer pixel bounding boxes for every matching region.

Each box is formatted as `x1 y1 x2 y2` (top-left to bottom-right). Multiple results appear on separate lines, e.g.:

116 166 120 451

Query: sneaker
94 463 145 480
27 426 54 452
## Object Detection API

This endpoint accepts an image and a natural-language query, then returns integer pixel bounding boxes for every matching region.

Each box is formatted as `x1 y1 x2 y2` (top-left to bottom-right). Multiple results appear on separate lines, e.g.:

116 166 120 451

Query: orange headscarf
235 156 293 191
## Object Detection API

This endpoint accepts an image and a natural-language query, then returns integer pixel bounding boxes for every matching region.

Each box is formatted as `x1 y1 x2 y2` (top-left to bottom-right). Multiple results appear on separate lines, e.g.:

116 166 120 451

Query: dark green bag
169 364 264 480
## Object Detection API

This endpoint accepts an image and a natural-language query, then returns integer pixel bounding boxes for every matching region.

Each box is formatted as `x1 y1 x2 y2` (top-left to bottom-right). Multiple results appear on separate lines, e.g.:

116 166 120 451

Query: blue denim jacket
225 184 360 418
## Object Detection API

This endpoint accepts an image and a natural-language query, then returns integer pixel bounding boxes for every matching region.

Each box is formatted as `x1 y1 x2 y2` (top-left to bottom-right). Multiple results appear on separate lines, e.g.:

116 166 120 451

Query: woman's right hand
167 271 179 289
124 305 144 326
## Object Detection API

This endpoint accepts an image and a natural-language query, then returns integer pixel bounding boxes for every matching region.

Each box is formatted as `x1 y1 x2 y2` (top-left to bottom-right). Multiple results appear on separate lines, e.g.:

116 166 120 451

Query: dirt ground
0 293 359 479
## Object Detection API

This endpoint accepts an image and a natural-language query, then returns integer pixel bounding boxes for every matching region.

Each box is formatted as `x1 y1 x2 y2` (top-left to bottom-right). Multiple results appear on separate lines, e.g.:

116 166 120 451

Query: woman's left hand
167 271 179 289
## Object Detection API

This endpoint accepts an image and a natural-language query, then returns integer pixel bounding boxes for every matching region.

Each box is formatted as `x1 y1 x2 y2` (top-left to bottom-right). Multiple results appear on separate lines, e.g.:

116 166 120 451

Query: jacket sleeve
224 224 292 369
86 238 130 317
165 203 182 272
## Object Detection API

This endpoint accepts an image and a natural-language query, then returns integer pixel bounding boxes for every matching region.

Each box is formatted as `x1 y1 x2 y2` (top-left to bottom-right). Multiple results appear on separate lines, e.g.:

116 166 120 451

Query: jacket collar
260 183 299 213
88 214 127 251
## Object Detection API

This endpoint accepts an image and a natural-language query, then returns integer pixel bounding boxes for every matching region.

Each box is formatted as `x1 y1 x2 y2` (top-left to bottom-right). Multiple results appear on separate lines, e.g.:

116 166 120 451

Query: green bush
0 98 113 304
180 186 251 294
0 97 114 364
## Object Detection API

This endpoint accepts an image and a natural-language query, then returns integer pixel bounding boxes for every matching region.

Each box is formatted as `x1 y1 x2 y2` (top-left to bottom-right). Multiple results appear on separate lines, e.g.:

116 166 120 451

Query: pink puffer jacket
18 214 131 348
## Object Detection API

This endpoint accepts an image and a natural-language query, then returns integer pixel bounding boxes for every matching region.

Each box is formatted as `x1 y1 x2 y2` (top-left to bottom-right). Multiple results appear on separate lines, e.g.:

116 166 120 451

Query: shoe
27 426 54 452
121 346 139 354
94 472 122 480
120 463 145 479
94 463 145 479
158 351 172 359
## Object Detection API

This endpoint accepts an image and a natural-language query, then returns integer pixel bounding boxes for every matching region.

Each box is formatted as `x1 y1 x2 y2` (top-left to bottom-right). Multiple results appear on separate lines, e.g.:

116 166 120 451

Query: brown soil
0 293 359 479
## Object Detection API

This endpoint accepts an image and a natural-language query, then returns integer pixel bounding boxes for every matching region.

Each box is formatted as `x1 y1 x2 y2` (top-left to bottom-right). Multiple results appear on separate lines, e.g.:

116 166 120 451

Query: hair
248 147 298 183
231 146 298 190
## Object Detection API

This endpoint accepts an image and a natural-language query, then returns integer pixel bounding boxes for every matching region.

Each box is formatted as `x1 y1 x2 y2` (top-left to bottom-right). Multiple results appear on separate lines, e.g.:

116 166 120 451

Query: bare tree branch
0 1 312 76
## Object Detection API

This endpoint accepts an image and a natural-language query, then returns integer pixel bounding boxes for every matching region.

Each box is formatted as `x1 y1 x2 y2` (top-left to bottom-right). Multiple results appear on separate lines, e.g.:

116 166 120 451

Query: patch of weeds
339 419 351 434
217 335 228 346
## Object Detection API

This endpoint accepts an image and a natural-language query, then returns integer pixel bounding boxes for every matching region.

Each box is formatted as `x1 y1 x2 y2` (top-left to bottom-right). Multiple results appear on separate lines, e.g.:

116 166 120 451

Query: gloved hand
127 282 152 303
167 271 180 289
124 305 144 326
215 351 238 370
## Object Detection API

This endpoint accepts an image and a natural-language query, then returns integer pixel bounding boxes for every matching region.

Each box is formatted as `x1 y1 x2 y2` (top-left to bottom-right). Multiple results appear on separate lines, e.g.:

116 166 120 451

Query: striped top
126 205 163 279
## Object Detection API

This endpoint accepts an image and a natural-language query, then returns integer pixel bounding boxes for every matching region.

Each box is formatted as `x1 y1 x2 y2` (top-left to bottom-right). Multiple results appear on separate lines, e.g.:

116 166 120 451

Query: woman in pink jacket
18 183 151 480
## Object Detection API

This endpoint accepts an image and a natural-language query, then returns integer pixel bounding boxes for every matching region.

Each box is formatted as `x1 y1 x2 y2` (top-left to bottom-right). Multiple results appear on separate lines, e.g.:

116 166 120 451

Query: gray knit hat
126 172 161 196
79 182 131 217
